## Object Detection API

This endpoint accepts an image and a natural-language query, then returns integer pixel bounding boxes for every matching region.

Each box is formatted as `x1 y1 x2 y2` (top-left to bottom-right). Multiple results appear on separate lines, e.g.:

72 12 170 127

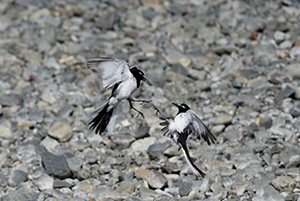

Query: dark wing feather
187 111 217 145
177 131 206 177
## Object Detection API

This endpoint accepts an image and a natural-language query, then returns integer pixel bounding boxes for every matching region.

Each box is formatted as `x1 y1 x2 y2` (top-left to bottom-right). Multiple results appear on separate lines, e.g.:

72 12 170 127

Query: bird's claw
135 112 145 119
152 105 163 117
139 99 152 105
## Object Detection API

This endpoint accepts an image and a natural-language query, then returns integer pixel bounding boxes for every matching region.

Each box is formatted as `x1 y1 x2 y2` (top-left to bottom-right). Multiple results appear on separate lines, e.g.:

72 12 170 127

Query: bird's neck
135 77 142 88
177 109 189 115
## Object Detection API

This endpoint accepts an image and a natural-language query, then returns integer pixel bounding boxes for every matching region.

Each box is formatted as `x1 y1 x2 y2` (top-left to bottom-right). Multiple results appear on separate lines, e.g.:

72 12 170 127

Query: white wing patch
86 58 133 90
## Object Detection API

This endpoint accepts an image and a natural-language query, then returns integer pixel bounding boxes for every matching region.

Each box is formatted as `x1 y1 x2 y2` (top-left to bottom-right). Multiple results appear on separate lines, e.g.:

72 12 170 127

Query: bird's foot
152 104 164 117
135 111 145 119
131 98 152 105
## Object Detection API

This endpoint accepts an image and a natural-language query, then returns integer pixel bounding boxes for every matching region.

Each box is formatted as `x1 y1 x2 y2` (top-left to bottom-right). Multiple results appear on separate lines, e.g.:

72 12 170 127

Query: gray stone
277 89 294 100
84 153 98 164
48 122 73 142
195 80 212 91
287 155 300 168
259 116 273 129
287 84 300 99
240 69 259 79
139 186 159 199
0 125 12 139
284 193 300 201
179 182 193 197
66 156 83 173
0 189 40 201
283 64 300 80
279 40 292 49
271 176 294 191
268 71 290 84
99 163 111 174
0 17 8 31
211 125 225 134
282 0 299 6
147 141 171 159
248 122 259 136
36 174 53 191
223 129 243 141
55 103 74 118
164 50 191 67
213 115 232 125
279 146 300 165
0 93 23 106
96 11 119 29
116 182 136 193
146 170 167 189
130 137 156 154
56 71 77 83
168 3 188 15
73 180 93 195
132 118 150 139
73 4 87 16
0 173 7 187
212 45 239 55
24 51 42 64
41 84 59 103
40 136 60 152
252 186 284 201
53 179 73 188
274 31 285 44
8 170 28 187
290 102 300 117
142 9 159 20
110 133 135 149
290 46 300 58
41 151 72 179
77 167 90 180
28 108 44 122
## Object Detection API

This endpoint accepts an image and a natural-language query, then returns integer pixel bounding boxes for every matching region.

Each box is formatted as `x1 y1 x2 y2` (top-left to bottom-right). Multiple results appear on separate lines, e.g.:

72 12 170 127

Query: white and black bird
159 103 216 177
86 57 151 135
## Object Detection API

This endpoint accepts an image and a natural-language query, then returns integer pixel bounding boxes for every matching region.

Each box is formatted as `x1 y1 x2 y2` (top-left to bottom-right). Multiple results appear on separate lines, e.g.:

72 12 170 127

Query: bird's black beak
143 77 152 85
172 102 180 107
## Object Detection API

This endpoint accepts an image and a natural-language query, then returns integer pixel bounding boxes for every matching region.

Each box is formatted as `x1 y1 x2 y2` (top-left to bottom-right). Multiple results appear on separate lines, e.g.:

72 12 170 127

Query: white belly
169 113 190 133
115 77 137 100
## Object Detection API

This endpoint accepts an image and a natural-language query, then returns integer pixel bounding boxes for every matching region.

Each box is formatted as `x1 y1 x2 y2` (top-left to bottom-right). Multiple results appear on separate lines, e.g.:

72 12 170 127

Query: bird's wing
86 57 133 90
159 117 172 137
177 130 206 177
159 115 205 177
187 110 217 145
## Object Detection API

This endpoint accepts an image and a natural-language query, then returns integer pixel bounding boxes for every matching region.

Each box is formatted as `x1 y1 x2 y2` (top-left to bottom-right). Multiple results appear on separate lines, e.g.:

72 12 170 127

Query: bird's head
130 67 151 87
172 102 190 114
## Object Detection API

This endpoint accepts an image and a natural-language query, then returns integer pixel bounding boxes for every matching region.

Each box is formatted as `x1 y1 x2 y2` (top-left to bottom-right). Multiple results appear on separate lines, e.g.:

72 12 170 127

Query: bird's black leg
130 97 152 105
127 98 145 118
152 104 164 117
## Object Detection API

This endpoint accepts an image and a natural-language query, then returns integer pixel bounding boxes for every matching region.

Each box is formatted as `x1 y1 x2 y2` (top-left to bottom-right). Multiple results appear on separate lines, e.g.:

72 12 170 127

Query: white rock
48 122 73 142
0 125 12 138
130 137 156 154
37 174 54 191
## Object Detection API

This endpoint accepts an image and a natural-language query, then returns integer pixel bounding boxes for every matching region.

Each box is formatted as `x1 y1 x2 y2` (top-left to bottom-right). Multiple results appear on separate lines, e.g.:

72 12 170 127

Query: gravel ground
1 0 300 200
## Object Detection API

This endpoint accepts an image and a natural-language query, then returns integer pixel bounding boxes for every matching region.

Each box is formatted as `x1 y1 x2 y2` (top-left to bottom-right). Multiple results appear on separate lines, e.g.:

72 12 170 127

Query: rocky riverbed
1 0 300 200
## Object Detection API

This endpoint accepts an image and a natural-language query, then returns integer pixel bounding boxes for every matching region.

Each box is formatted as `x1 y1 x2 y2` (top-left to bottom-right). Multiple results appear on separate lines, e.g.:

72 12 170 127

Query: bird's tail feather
88 102 114 135
107 107 117 133
179 139 205 177
89 102 107 116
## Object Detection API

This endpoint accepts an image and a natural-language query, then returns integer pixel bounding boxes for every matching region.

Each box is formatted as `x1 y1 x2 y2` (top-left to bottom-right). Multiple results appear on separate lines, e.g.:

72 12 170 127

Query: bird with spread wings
86 57 151 135
158 103 216 177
